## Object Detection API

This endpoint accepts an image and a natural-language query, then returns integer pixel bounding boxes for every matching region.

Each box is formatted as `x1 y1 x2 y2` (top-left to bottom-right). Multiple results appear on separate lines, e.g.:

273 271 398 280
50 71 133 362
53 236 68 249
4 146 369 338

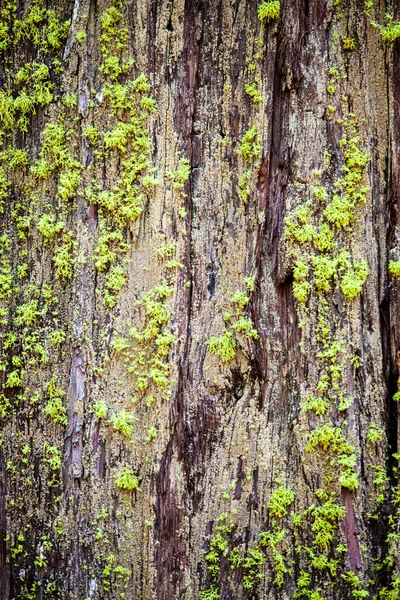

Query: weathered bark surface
1 1 400 599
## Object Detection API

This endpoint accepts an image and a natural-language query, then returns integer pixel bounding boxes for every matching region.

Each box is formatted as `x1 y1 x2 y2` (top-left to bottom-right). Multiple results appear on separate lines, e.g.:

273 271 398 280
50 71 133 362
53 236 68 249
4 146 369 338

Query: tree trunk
1 0 400 599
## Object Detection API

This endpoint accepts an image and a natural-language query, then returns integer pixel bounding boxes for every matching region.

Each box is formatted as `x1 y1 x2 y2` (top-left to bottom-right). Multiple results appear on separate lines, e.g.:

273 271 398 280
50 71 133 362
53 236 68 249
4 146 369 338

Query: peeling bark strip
1 0 400 599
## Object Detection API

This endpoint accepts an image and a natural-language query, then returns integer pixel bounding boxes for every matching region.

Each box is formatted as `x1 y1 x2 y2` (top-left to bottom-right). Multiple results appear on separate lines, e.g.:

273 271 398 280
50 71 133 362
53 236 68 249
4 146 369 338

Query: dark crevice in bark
375 53 399 575
154 439 186 600
368 35 400 592
253 0 308 410
385 41 400 473
252 31 284 387
154 0 205 596
0 448 9 600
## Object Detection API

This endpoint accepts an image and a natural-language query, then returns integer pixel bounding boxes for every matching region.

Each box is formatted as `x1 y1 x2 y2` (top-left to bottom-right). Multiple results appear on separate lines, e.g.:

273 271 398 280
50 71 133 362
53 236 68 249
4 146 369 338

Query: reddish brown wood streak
341 488 362 572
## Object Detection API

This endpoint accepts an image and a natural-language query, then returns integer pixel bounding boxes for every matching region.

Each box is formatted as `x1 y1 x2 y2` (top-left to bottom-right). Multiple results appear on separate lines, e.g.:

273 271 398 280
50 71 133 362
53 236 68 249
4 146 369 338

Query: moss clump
110 410 136 438
268 486 295 519
367 423 384 444
75 31 86 44
291 255 310 280
285 204 315 245
43 376 67 426
200 586 219 600
237 125 262 162
230 290 250 308
293 259 311 303
340 260 369 300
242 547 265 589
232 317 258 338
167 158 191 191
93 400 108 419
115 467 139 491
311 493 346 550
84 10 159 311
13 4 70 54
14 300 41 328
306 423 353 455
52 233 75 280
145 426 158 442
258 1 280 23
286 127 369 307
245 81 262 103
5 369 24 388
208 278 258 362
0 165 10 213
238 169 252 203
111 278 175 403
341 572 368 597
44 443 62 472
37 213 64 242
204 514 234 580
380 15 400 44
323 136 369 229
48 329 66 345
0 2 17 53
306 423 358 491
93 230 129 271
0 393 11 418
259 527 291 587
342 36 356 50
0 240 13 301
157 240 176 259
311 255 337 293
100 6 129 57
103 264 126 308
12 62 54 130
389 260 400 278
207 330 237 362
314 223 336 252
302 394 330 416
201 502 294 595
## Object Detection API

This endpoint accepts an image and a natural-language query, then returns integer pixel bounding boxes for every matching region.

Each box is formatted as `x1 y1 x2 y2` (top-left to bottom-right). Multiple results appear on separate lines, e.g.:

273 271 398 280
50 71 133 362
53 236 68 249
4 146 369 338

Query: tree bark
1 1 400 599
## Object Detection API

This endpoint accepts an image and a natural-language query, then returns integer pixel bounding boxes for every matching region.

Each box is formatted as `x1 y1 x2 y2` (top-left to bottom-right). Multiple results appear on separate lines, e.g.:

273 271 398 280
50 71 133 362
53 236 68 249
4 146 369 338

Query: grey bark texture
1 1 400 599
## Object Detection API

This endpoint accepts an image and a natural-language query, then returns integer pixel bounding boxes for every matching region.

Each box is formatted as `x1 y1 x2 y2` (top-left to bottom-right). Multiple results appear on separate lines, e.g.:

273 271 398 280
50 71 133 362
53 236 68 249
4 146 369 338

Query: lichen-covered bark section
1 1 400 599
